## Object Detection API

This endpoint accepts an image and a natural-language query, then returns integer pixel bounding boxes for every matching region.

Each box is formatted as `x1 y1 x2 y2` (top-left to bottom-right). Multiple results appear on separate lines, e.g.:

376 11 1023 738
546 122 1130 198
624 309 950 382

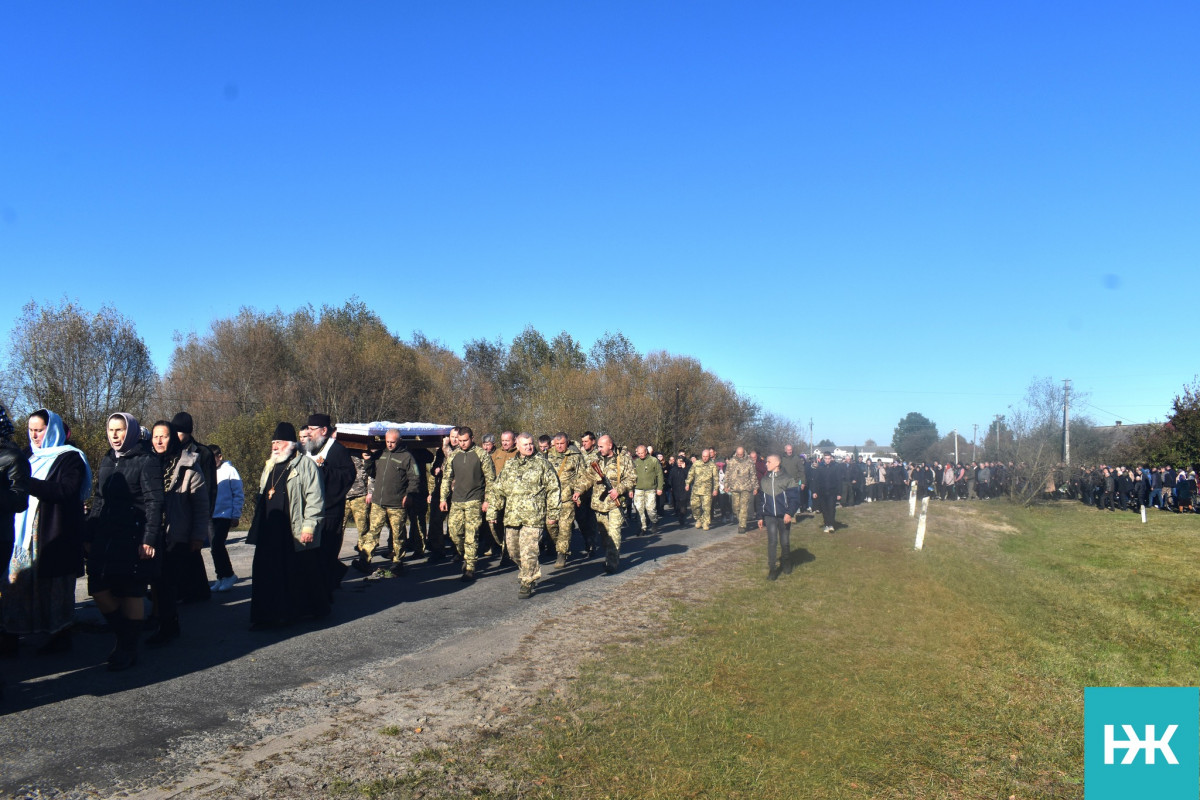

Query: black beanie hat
172 411 194 435
272 422 298 442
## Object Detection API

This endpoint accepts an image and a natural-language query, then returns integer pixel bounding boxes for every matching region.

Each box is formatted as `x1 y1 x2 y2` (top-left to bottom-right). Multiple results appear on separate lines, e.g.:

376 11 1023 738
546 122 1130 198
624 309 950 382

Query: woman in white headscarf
2 409 91 655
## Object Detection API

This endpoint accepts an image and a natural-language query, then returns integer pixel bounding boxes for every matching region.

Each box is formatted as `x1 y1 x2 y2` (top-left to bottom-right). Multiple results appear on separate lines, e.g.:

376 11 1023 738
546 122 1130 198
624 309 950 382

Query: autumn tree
6 299 157 468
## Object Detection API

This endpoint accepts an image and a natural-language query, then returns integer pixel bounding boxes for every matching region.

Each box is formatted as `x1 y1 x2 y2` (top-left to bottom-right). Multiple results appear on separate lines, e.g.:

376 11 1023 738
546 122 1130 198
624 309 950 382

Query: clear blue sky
2 2 1196 445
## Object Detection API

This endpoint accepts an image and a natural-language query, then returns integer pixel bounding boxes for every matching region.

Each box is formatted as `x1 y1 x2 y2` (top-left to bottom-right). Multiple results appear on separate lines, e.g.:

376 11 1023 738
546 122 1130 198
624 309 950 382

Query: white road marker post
915 496 930 550
909 481 918 517
1141 504 1147 524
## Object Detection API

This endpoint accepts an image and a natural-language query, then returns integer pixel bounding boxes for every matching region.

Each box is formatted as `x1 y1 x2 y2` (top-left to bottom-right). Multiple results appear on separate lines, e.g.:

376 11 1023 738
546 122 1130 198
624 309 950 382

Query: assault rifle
590 459 625 508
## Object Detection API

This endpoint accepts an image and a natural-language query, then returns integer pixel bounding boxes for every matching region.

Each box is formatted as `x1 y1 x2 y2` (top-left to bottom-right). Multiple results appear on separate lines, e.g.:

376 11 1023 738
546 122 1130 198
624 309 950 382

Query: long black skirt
250 520 330 627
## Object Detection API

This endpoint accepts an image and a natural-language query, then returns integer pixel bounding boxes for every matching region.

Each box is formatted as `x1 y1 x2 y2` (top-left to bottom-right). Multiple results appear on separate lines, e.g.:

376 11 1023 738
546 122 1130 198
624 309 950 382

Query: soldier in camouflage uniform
363 429 419 576
485 431 518 555
488 433 561 598
424 440 449 559
725 446 758 533
545 432 588 568
587 434 636 574
438 426 495 581
576 431 600 556
346 449 374 569
686 448 719 530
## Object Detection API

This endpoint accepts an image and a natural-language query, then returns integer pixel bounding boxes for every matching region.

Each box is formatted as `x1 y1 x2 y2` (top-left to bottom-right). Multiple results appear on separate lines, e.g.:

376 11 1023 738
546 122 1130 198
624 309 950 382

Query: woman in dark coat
4 409 90 655
86 412 163 671
669 456 690 526
0 402 31 661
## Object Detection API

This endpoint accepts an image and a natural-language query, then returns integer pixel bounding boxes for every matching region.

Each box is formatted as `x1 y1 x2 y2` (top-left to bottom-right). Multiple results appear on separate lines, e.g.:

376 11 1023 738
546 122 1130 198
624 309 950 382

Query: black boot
146 616 180 647
108 616 141 671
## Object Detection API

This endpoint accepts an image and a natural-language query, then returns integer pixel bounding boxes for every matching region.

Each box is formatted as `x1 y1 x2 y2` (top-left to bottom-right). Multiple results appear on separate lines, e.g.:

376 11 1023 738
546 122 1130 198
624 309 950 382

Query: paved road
0 514 738 797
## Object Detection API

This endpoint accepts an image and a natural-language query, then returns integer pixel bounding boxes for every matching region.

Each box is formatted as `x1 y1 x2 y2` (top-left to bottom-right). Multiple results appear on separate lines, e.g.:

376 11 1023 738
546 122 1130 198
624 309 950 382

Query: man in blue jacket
756 454 800 581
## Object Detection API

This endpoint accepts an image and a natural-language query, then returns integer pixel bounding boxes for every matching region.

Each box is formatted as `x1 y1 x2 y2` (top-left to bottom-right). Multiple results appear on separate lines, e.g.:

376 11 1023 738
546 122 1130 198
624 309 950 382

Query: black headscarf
108 412 142 458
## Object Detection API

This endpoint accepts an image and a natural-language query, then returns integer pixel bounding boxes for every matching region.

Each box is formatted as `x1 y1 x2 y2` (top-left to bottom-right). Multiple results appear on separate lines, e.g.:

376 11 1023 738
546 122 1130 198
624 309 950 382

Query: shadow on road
1 522 694 716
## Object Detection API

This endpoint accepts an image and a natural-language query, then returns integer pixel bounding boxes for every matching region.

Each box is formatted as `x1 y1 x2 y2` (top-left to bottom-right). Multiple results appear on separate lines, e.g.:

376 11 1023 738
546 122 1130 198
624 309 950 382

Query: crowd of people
5 399 1194 686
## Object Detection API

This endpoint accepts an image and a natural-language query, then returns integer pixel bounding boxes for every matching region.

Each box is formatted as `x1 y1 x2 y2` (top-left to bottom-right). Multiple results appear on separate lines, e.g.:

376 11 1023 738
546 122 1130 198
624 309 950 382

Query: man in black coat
305 413 357 594
810 452 841 533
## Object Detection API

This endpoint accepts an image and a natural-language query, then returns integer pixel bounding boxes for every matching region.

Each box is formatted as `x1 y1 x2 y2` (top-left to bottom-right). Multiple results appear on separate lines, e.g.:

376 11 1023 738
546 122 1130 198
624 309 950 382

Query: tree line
3 298 803 483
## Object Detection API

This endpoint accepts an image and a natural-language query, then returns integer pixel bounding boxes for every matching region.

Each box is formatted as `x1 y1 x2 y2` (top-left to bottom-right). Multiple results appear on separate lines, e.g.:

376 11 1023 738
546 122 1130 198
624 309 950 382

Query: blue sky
2 2 1196 445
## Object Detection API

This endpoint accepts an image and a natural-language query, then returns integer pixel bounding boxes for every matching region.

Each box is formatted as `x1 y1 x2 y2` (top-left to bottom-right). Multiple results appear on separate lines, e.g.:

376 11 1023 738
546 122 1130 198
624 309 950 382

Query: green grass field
496 500 1200 799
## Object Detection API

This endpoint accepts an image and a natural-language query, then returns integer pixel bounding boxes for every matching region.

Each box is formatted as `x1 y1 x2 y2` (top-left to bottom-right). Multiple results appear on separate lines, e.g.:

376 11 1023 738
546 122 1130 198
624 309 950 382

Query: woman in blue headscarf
2 409 91 656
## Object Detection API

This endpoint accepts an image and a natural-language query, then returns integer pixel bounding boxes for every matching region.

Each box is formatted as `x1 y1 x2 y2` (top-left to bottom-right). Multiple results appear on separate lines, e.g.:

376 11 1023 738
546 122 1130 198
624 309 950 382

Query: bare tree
6 298 158 467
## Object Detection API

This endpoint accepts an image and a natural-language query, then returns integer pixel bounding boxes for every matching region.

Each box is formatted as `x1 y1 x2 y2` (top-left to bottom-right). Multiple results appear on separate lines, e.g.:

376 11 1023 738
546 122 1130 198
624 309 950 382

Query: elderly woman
86 412 164 671
145 421 211 646
0 403 31 659
3 409 90 656
247 422 328 630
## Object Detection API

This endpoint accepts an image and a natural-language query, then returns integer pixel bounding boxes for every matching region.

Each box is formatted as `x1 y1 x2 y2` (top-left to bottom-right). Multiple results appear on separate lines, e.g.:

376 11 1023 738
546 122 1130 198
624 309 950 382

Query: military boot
554 553 567 570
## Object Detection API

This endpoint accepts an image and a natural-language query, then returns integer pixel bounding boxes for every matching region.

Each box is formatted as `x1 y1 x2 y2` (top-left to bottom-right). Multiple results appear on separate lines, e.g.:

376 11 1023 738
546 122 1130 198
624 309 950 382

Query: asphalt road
0 512 737 797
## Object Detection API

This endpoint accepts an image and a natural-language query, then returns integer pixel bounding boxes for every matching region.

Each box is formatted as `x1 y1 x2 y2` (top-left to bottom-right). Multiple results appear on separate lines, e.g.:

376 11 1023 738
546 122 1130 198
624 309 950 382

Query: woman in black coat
4 409 90 655
0 402 31 662
86 413 163 671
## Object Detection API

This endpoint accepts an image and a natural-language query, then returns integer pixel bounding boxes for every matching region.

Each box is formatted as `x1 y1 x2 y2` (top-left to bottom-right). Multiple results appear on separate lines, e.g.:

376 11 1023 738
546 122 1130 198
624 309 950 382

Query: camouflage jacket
487 453 561 528
687 460 719 492
589 447 636 513
546 444 589 500
440 444 495 505
724 454 758 492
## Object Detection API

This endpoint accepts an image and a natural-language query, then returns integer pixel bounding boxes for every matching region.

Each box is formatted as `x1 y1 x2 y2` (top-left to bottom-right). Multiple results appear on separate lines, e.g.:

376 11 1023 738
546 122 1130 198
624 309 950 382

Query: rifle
591 459 625 508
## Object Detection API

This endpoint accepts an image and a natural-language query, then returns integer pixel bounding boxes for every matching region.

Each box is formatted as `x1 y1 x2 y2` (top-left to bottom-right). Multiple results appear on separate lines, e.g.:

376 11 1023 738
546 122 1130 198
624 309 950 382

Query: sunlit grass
497 500 1200 799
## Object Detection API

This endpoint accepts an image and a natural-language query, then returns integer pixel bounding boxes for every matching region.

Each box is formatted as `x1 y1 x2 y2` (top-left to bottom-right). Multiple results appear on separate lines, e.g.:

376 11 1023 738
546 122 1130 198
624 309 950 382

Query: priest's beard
270 443 297 464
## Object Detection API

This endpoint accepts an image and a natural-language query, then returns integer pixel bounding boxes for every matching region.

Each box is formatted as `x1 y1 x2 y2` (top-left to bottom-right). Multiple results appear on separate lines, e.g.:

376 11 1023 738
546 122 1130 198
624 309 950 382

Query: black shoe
146 618 180 647
783 559 793 575
36 629 73 655
461 568 476 583
768 568 780 581
604 563 617 575
518 585 533 599
351 557 373 574
0 632 18 658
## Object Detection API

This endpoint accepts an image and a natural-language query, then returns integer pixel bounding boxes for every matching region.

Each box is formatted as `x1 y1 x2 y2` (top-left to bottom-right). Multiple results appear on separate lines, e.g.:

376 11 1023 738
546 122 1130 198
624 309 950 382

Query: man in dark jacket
810 452 841 533
305 413 356 594
756 454 799 580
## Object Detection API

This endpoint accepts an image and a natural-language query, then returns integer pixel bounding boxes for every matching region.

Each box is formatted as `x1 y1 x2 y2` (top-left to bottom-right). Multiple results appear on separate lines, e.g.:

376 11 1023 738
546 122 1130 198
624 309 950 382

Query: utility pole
809 418 814 455
953 428 959 464
994 414 1002 457
1062 378 1071 465
971 424 977 461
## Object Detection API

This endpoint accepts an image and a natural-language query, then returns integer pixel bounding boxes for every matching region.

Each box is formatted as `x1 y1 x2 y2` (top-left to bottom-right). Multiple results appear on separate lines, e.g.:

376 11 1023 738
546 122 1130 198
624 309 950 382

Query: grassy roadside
500 501 1200 799
334 501 1200 799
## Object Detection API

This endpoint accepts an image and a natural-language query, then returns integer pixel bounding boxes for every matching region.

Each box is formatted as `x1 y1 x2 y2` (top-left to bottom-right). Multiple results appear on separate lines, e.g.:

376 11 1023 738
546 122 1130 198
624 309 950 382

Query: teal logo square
1085 687 1199 800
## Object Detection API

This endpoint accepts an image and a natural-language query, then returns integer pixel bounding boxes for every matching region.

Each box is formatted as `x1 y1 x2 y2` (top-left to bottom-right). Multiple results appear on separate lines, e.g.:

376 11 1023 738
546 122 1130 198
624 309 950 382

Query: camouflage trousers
546 498 576 555
505 525 543 590
690 490 714 529
632 490 658 532
596 507 624 569
366 505 408 564
346 496 371 543
447 500 483 571
730 490 753 531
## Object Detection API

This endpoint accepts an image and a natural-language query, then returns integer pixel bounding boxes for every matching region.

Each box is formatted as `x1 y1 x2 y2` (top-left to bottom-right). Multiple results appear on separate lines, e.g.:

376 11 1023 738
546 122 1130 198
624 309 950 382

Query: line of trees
3 298 805 483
